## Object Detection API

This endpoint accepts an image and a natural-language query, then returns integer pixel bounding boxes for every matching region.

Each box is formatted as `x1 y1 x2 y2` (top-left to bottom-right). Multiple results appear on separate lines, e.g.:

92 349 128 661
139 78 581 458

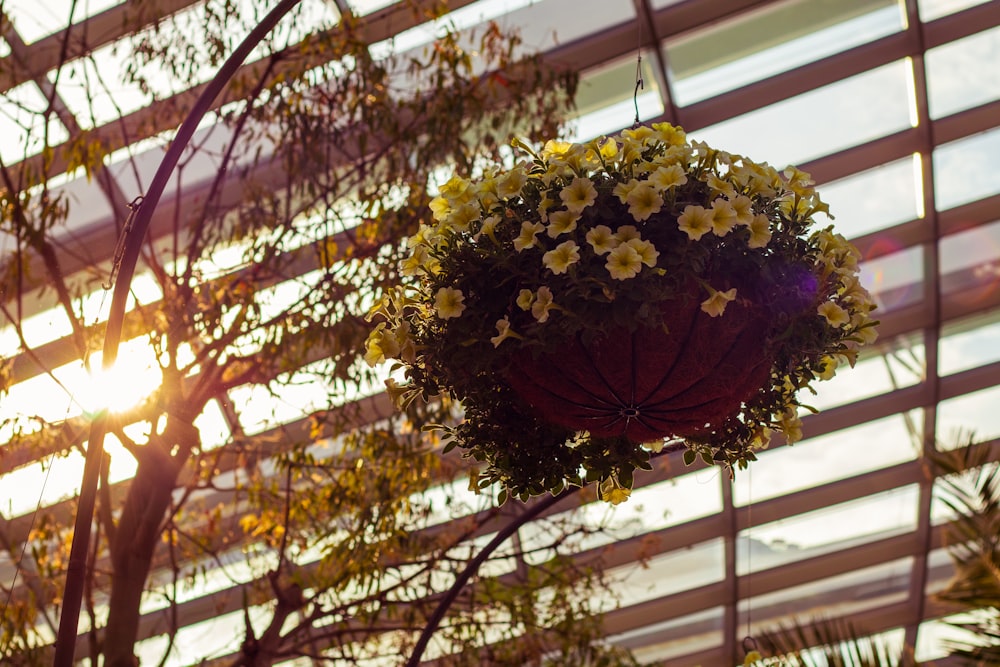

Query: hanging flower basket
366 123 878 503
503 277 774 444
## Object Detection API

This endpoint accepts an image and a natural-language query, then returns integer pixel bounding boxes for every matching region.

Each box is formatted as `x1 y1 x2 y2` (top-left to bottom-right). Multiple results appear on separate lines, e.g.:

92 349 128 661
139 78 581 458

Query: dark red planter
505 292 774 443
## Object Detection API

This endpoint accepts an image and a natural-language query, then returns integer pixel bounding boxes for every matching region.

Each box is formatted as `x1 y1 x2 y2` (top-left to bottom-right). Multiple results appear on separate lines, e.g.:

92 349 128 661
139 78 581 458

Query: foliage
752 616 919 666
745 442 1000 667
933 444 1000 664
367 124 879 500
0 1 646 665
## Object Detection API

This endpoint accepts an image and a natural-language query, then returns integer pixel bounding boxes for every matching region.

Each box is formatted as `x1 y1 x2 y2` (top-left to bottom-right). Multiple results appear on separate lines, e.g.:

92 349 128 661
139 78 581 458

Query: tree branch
404 488 576 667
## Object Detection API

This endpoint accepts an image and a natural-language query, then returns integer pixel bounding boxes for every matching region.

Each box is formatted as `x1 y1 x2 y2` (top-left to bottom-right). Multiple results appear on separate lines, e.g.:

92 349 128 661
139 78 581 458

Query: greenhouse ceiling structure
1 0 999 664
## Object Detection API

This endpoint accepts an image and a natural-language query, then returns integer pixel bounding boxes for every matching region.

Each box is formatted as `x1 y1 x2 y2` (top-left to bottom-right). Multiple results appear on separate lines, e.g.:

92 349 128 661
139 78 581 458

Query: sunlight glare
82 341 164 415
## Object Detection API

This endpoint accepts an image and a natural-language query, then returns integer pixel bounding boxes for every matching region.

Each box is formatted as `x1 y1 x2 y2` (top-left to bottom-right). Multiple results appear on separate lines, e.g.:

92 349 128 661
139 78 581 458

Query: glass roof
1 0 999 665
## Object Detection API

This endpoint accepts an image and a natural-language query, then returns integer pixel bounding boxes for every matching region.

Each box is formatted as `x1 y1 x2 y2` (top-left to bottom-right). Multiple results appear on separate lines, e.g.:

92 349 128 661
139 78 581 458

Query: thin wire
745 464 754 652
1 452 58 643
277 462 293 572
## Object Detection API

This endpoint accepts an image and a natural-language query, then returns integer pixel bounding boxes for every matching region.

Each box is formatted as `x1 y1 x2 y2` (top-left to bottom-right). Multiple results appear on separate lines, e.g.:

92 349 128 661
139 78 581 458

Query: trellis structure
1 0 999 664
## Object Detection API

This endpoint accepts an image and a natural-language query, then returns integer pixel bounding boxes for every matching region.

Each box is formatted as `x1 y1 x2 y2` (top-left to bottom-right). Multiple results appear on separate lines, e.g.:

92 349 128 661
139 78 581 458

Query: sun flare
83 342 164 415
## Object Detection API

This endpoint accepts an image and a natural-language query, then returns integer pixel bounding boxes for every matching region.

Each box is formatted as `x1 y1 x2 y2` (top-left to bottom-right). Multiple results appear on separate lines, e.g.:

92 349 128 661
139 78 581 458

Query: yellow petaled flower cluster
365 122 878 501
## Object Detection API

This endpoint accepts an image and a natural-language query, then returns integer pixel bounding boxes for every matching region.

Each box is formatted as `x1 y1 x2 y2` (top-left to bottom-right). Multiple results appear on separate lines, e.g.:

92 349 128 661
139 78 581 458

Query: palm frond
931 440 1000 662
752 616 917 667
941 610 1000 664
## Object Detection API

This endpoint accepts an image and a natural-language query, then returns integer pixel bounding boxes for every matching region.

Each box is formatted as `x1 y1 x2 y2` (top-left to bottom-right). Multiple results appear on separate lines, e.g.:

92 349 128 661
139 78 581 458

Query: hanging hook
103 195 145 290
633 12 644 127
633 55 644 127
743 635 762 665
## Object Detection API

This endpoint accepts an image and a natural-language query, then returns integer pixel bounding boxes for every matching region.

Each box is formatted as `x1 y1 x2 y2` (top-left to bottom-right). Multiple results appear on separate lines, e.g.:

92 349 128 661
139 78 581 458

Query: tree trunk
102 417 198 667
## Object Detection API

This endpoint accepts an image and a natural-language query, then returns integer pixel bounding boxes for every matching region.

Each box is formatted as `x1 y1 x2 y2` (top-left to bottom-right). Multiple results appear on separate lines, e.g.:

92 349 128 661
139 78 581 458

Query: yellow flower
605 244 643 280
677 204 713 241
855 322 879 345
817 355 839 380
730 194 755 226
475 185 499 210
644 439 666 453
612 178 640 205
439 175 471 200
447 201 480 232
815 229 844 252
473 214 500 244
537 193 555 222
434 287 466 319
747 213 772 249
560 176 598 213
817 301 850 328
516 289 534 311
606 486 631 505
750 427 772 449
586 225 616 255
599 477 631 505
363 334 390 367
531 286 556 322
625 182 664 222
541 139 573 160
707 173 737 199
490 317 521 347
497 168 527 199
429 196 451 223
548 142 595 173
710 199 738 236
648 164 687 190
621 139 644 165
542 240 581 275
625 238 659 268
514 221 544 251
780 408 803 444
622 124 655 145
547 209 581 238
783 165 814 189
614 225 641 243
596 136 619 161
400 245 433 276
779 196 812 220
840 274 871 303
651 121 687 146
364 322 409 366
700 286 737 317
